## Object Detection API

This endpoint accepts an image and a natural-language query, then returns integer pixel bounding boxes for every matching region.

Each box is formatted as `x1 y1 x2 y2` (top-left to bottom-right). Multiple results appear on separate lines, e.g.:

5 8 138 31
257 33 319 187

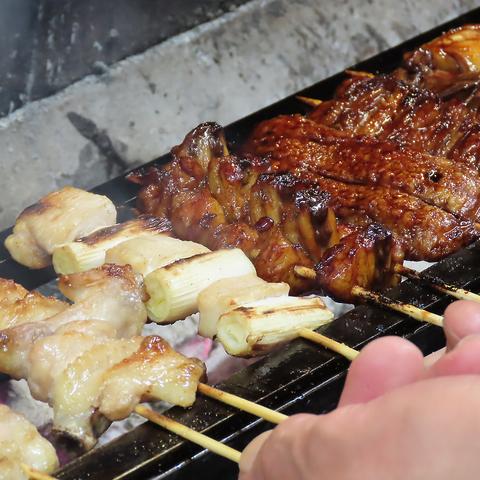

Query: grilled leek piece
217 296 333 356
105 235 209 276
52 215 171 274
5 186 116 269
198 274 289 338
144 249 256 323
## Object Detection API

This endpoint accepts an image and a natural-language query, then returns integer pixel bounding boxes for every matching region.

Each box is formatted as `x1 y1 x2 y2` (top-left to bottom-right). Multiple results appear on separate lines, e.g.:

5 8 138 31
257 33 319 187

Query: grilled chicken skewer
0 405 59 480
130 123 403 302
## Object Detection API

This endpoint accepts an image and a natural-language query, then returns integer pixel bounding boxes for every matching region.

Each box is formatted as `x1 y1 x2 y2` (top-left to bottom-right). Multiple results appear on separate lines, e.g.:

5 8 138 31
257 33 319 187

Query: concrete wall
0 0 478 229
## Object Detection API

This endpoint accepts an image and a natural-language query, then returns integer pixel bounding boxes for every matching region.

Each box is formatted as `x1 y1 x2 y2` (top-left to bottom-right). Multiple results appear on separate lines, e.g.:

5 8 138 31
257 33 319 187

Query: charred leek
216 296 334 356
145 249 256 323
198 275 289 338
52 216 171 274
105 236 209 276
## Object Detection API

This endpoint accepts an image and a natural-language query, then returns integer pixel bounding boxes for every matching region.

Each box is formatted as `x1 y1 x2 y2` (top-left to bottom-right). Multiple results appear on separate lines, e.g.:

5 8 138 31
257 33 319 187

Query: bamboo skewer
394 264 480 303
198 383 287 424
298 328 359 361
296 95 323 107
352 286 443 327
21 464 57 480
293 265 316 280
344 69 375 78
295 265 446 326
135 405 242 463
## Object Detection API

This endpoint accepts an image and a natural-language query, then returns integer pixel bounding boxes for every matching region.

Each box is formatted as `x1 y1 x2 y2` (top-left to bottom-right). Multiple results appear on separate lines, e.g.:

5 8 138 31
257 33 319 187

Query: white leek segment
105 235 210 276
52 216 171 274
216 296 334 357
198 275 289 338
145 249 256 323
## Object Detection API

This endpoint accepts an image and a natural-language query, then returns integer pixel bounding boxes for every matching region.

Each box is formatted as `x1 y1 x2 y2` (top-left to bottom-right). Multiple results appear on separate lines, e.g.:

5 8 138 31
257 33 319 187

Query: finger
444 300 480 351
239 431 272 480
424 347 445 367
339 336 424 407
426 335 480 378
239 414 315 480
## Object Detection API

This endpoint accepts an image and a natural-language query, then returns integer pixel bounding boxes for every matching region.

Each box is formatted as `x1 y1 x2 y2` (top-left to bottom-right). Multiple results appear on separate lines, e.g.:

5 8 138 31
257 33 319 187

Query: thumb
239 431 271 480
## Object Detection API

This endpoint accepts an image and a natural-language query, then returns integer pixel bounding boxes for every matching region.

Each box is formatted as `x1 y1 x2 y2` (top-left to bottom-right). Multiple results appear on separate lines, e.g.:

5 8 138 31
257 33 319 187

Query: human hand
239 300 480 480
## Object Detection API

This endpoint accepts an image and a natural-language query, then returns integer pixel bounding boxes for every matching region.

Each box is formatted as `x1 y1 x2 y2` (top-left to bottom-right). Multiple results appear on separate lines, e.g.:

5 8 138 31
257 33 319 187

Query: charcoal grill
2 8 480 480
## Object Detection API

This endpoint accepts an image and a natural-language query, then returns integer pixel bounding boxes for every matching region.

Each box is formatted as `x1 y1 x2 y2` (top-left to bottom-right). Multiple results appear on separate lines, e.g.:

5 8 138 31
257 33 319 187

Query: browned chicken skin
396 25 480 97
130 123 402 301
245 114 480 224
309 75 480 170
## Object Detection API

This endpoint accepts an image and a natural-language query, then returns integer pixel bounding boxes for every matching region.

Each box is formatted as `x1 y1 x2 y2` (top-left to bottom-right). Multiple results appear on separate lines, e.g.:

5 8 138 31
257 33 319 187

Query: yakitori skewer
296 95 323 107
135 405 242 463
394 264 480 303
352 286 443 327
294 266 444 327
21 464 57 480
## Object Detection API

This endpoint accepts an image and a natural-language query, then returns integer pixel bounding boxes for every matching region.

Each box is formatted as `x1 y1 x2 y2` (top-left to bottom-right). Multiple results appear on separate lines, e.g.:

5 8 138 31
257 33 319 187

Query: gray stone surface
1 0 479 229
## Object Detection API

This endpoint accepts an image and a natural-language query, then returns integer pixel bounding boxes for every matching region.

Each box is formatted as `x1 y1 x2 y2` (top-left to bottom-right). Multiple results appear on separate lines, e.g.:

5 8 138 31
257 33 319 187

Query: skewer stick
198 383 287 424
298 328 359 361
296 95 323 107
394 265 480 303
294 265 444 326
135 405 242 463
21 464 57 480
344 69 375 78
294 265 316 280
352 286 443 327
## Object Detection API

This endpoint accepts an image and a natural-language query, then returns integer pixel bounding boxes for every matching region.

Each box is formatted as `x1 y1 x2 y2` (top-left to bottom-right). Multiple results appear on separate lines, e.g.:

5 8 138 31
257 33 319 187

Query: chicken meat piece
396 25 480 97
315 223 403 303
0 278 68 330
310 175 476 261
0 264 147 379
245 114 480 223
309 74 480 170
27 320 116 403
52 335 205 449
5 186 116 269
0 405 58 480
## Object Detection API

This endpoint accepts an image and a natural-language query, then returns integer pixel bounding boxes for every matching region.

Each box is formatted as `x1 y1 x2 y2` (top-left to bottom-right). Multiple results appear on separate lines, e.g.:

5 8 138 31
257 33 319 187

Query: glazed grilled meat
245 114 480 224
309 74 480 169
130 123 402 300
395 25 480 97
315 224 402 302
